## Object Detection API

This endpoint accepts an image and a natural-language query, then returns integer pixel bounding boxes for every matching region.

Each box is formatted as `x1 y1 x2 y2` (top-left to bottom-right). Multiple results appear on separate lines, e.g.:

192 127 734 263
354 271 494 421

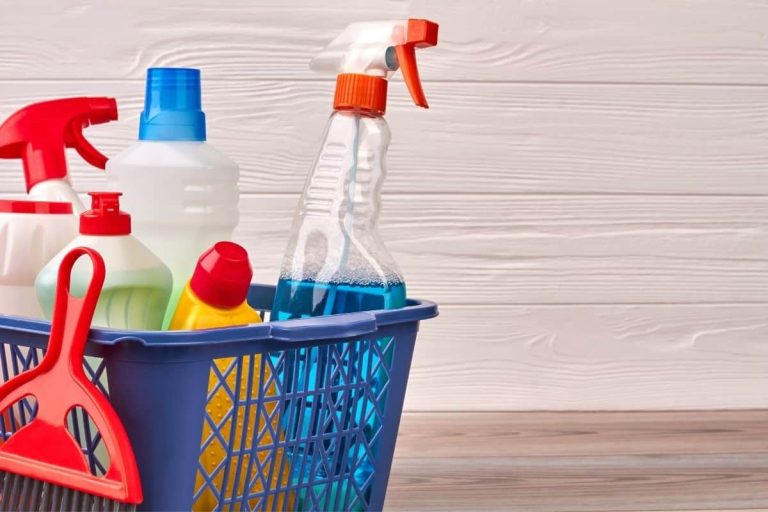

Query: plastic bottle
168 242 291 511
106 68 240 327
271 19 438 507
0 97 118 213
0 97 118 317
36 192 172 330
0 200 75 318
273 19 438 319
169 242 261 330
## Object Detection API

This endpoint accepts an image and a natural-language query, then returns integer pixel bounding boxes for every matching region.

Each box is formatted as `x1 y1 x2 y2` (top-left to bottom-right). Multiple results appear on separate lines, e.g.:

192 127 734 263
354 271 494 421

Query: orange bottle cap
333 74 388 115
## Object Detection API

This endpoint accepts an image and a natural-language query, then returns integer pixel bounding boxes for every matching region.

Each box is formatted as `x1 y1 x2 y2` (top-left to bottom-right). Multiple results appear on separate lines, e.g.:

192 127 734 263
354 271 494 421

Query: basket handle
267 311 379 342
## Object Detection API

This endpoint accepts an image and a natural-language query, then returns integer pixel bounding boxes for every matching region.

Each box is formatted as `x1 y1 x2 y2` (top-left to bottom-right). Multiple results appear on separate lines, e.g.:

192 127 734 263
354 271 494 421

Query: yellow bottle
169 241 291 510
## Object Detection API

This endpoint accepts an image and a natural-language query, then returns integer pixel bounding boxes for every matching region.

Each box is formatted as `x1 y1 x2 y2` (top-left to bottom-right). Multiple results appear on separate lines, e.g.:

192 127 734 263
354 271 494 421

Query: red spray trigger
395 19 439 108
66 98 118 169
0 97 118 192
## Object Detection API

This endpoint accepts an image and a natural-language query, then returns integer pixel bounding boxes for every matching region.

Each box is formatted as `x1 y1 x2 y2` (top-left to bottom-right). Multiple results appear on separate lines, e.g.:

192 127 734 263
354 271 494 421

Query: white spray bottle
0 98 117 317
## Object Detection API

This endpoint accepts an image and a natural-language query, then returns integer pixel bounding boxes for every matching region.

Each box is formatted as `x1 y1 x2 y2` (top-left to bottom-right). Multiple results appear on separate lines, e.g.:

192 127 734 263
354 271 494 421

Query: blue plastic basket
0 283 437 511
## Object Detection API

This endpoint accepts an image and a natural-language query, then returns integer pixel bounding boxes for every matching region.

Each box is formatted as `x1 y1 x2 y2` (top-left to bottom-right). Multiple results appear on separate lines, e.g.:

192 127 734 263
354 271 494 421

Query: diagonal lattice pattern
193 336 396 512
0 330 405 511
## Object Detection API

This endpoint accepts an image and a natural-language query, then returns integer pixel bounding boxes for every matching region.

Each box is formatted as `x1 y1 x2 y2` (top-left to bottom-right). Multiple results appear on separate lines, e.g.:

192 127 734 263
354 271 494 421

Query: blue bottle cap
139 67 206 141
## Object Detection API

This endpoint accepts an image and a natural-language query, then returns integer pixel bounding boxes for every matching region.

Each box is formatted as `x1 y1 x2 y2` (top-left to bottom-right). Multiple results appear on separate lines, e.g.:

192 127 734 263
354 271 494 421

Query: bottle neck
301 111 390 230
283 110 397 285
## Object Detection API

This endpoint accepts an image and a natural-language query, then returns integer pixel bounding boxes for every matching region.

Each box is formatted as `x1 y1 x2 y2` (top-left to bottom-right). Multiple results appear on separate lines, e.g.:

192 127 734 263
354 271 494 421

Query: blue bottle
272 18 439 508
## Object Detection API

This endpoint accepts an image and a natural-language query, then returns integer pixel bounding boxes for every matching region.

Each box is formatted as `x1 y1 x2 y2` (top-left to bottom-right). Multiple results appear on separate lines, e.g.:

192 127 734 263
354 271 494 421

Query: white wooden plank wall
0 0 766 410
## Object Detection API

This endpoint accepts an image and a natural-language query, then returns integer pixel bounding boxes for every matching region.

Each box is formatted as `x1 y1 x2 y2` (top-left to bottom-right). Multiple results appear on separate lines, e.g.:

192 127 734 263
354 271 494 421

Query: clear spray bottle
271 19 438 508
273 19 438 320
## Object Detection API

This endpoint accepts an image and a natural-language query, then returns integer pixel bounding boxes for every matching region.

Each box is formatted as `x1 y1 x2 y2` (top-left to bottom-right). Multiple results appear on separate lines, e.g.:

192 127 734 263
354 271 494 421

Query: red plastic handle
0 247 104 402
0 248 143 504
49 247 106 368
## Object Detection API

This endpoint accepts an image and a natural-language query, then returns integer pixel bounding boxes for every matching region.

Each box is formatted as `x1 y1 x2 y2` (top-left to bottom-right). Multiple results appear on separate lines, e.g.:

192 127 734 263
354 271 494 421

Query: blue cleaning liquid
272 278 406 320
273 278 405 507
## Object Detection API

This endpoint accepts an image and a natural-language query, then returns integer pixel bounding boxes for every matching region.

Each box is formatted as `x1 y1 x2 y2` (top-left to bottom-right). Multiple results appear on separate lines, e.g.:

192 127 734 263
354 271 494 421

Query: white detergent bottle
35 192 172 330
106 68 239 326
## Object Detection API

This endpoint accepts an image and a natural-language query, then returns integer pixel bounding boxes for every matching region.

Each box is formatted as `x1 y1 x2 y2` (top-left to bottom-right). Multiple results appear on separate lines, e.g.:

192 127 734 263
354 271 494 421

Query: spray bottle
0 98 117 317
0 97 118 212
271 19 438 508
273 19 438 319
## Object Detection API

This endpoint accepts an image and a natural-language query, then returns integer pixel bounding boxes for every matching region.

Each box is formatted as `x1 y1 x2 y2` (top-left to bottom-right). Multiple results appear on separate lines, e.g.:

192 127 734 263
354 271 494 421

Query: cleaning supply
168 242 291 510
35 192 172 330
273 18 438 318
0 97 117 318
169 242 261 330
0 200 75 318
271 18 438 502
0 246 142 511
106 68 240 327
0 97 118 213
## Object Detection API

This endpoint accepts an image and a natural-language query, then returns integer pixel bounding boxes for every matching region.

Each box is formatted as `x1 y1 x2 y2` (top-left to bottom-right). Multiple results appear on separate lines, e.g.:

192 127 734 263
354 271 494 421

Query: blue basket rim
0 283 438 347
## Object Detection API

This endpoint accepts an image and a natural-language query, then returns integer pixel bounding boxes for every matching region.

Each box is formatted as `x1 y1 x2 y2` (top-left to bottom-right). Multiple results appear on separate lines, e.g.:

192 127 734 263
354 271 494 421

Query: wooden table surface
384 411 768 512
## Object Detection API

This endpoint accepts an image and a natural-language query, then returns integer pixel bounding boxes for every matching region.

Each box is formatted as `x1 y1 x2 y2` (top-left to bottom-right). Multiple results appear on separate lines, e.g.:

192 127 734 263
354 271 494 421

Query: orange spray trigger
396 19 439 108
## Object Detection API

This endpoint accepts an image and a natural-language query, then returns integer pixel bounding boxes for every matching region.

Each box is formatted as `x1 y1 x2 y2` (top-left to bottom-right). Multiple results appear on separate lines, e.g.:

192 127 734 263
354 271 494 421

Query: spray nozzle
312 19 439 114
0 97 118 192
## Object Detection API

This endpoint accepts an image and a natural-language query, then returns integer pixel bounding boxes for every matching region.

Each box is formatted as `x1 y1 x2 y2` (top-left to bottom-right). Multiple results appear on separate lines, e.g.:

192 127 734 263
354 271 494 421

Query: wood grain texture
386 454 768 511
394 411 768 457
2 2 767 412
0 82 766 195
2 0 768 84
385 411 768 511
403 305 768 410
233 194 768 305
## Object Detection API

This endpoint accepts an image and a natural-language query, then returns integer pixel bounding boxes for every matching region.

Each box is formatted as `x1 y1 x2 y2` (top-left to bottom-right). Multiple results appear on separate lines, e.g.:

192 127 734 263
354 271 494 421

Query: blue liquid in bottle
274 106 408 508
272 279 406 320
273 278 406 505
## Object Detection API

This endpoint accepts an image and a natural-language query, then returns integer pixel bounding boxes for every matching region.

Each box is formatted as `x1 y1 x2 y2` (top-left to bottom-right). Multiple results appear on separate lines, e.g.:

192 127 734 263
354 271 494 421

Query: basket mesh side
194 336 396 512
0 343 109 476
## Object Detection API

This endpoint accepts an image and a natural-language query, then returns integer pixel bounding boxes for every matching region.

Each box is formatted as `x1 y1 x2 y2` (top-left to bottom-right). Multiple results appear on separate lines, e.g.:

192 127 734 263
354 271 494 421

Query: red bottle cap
0 199 72 214
79 192 131 235
189 241 253 309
